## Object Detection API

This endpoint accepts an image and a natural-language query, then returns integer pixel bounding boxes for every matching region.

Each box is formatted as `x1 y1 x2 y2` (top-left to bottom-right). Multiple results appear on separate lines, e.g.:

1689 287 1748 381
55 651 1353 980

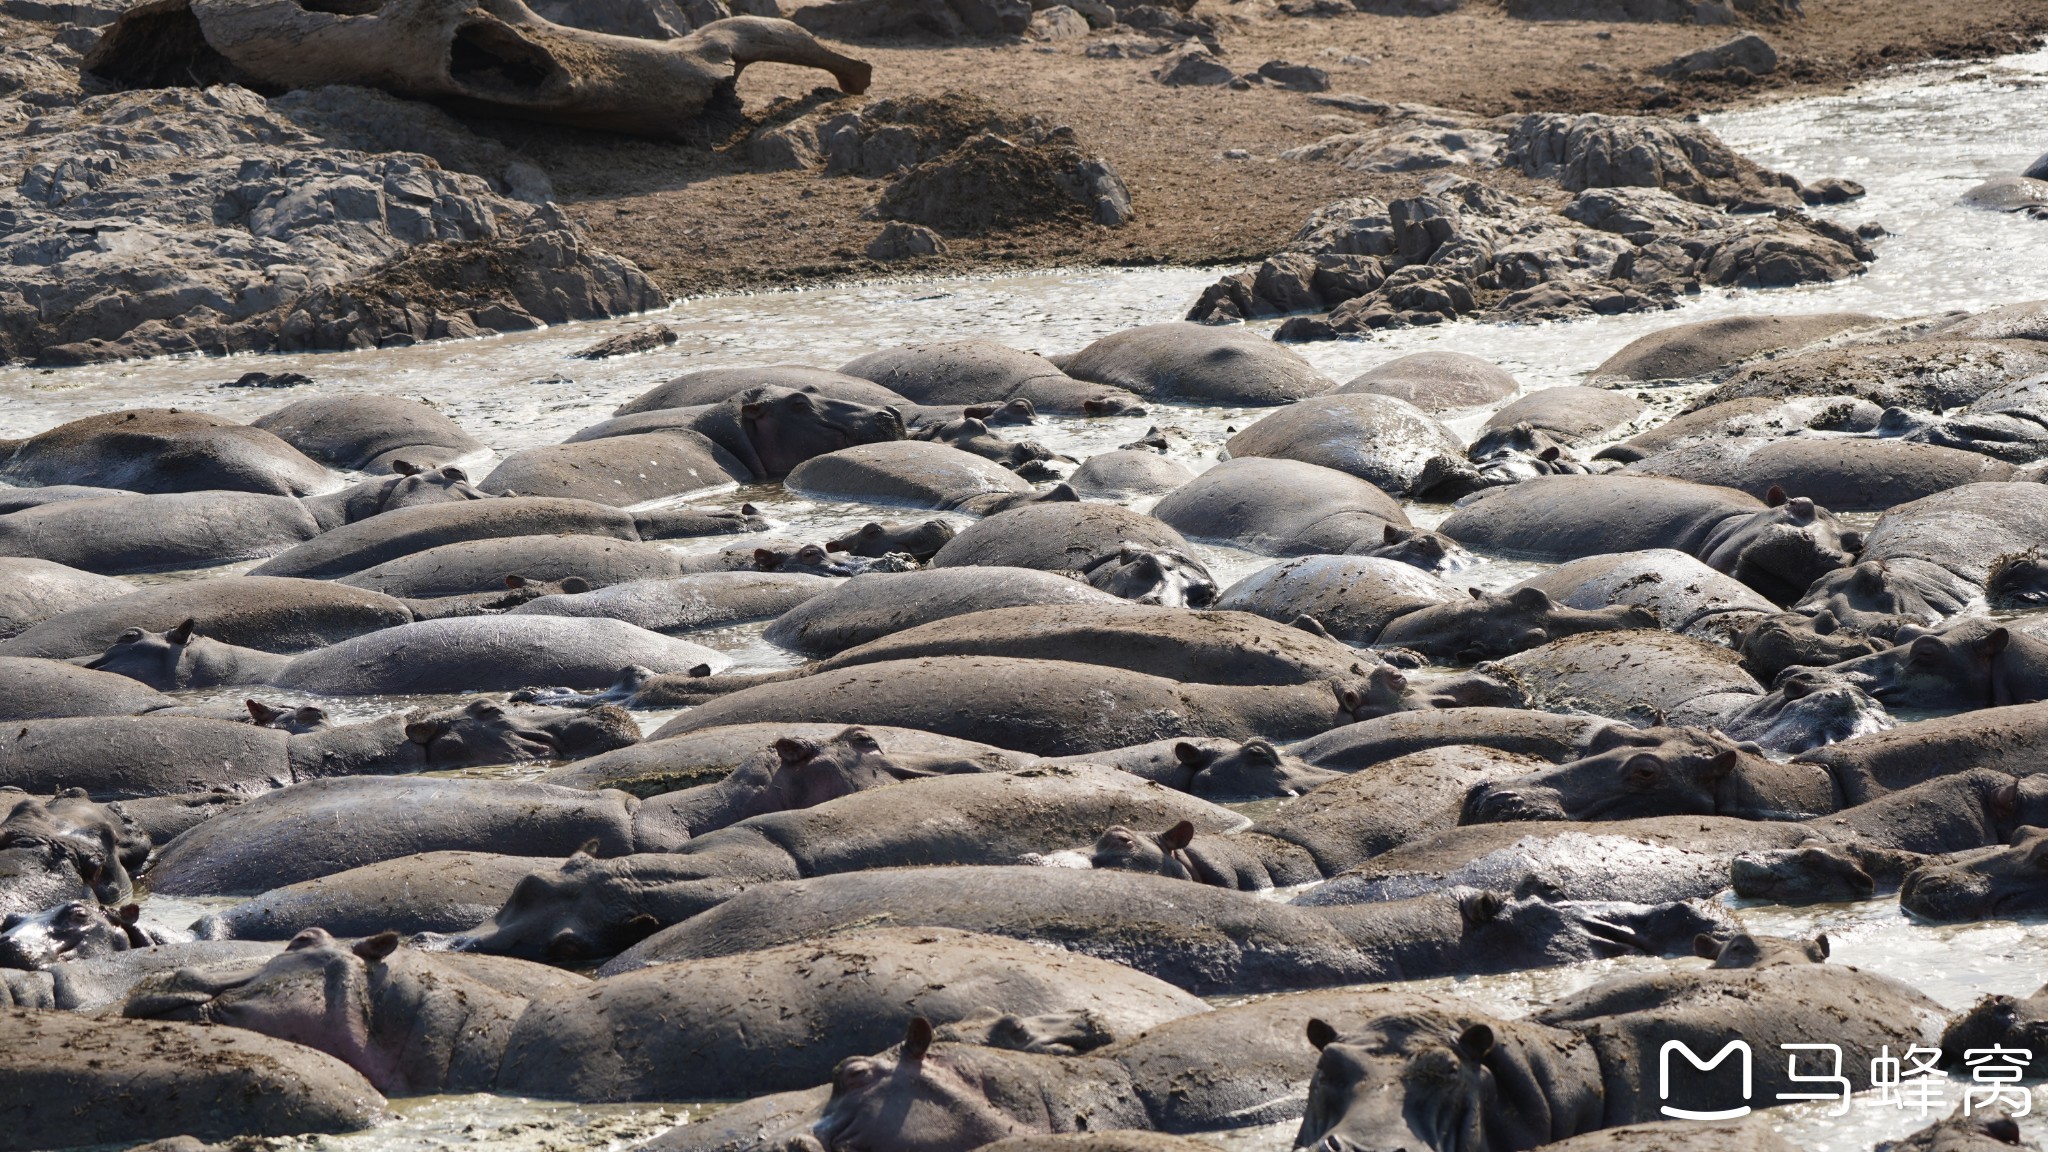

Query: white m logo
1659 1040 1753 1120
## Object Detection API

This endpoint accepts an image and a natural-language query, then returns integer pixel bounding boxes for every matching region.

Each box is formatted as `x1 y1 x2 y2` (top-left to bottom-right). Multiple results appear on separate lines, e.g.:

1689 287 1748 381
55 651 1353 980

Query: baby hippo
1376 587 1659 662
1693 931 1830 969
0 901 166 969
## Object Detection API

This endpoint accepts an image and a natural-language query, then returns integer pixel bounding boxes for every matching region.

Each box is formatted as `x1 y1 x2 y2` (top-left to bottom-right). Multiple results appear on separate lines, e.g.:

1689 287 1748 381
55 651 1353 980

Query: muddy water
21 44 2048 1152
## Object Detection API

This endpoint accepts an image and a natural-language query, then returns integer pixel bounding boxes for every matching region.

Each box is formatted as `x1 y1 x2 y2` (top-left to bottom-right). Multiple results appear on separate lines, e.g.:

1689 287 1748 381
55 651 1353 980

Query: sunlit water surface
23 45 2048 1152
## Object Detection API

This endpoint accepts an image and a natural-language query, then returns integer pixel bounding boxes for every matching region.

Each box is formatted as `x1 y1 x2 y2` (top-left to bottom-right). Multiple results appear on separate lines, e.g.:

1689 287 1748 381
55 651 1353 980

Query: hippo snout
1899 866 1992 922
1460 782 1566 824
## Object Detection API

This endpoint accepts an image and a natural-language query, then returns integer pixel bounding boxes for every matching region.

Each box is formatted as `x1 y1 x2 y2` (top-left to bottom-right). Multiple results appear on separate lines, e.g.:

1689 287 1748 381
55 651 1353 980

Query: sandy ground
486 0 2048 297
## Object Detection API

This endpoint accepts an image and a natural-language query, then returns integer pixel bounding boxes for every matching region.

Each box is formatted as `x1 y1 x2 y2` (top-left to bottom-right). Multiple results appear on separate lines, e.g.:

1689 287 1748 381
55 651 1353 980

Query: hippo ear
1693 933 1723 960
622 914 661 944
1810 933 1830 960
1456 1024 1495 1059
404 718 447 745
505 574 530 589
118 903 141 925
246 699 283 724
1765 485 1788 507
1704 749 1739 782
1468 586 1484 600
1985 1117 2023 1145
1992 779 2020 822
1810 609 1838 635
1538 446 1561 462
1986 627 2012 657
775 737 820 766
391 459 421 476
688 664 713 678
166 618 197 646
439 466 468 482
1172 742 1209 769
903 1016 935 1061
1459 890 1506 926
741 402 768 420
561 577 592 594
1840 530 1865 555
1305 1018 1338 1051
1160 820 1196 851
1510 587 1550 611
753 548 781 571
353 931 401 963
1383 524 1403 544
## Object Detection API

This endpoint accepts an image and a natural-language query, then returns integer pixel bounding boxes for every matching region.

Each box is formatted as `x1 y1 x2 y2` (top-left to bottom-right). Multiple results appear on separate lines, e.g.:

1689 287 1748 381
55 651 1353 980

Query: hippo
1151 458 1465 564
1043 737 1339 801
0 408 336 496
0 557 131 640
1439 475 1859 606
0 701 639 799
1728 840 1933 905
826 518 958 560
1899 826 2048 921
1959 175 2048 215
248 496 762 581
1459 726 1839 825
912 415 1070 477
1693 930 1829 968
0 490 325 574
1595 395 1887 464
0 575 416 660
1223 394 1478 498
650 655 1394 756
542 722 1026 796
1337 351 1518 412
1692 338 2048 412
1058 323 1337 406
131 926 1200 1101
0 484 133 513
762 567 1123 656
335 533 683 597
1589 312 1883 385
192 851 559 940
1463 423 1612 487
930 503 1218 607
1941 984 2048 1081
450 766 1248 962
0 1007 387 1147
142 774 704 895
0 789 146 910
1877 370 2048 463
615 365 911 415
1066 451 1196 502
84 614 730 694
1626 436 2016 511
0 900 163 968
479 431 751 507
1794 557 1958 628
297 459 493 529
0 656 173 719
249 394 486 472
842 339 1149 415
596 865 1725 995
1800 617 2048 712
1089 746 1549 889
506 571 831 634
1512 549 1777 645
1216 556 1459 645
1297 964 1941 1151
1375 588 1658 662
1796 702 2048 800
1291 707 1620 770
1852 483 2048 614
785 441 1065 514
1477 387 1645 447
1878 1110 2036 1152
1736 609 1889 683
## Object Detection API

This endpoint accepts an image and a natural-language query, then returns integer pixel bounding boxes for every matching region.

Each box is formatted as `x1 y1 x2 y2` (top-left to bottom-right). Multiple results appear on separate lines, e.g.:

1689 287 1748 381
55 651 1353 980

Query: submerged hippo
0 576 416 660
824 519 959 561
1439 476 1859 606
1625 436 2015 512
1899 826 2048 921
0 900 163 969
1510 549 1778 645
1151 458 1467 567
249 394 486 472
1223 393 1477 498
1339 350 1518 412
0 789 147 912
1853 482 2048 615
127 926 1201 1100
614 365 910 415
0 408 335 496
762 567 1123 656
844 339 1148 415
930 503 1218 607
1058 323 1337 406
0 557 132 641
785 440 1065 514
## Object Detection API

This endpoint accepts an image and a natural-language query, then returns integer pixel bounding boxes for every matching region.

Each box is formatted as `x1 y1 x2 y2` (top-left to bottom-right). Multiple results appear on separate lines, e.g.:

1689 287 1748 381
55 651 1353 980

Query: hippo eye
837 1058 879 1087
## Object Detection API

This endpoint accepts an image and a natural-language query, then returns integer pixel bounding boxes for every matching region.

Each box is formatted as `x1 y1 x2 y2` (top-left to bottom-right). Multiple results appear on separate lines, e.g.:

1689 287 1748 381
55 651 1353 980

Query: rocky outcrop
791 0 1031 39
1503 0 1799 22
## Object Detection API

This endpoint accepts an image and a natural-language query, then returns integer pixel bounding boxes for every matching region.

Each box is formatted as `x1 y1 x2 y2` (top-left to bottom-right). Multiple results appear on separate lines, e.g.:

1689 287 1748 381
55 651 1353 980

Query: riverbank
538 0 2048 298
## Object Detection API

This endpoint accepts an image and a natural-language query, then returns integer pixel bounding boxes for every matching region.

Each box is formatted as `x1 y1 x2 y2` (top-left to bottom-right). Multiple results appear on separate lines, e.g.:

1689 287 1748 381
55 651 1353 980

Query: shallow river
27 43 2048 1152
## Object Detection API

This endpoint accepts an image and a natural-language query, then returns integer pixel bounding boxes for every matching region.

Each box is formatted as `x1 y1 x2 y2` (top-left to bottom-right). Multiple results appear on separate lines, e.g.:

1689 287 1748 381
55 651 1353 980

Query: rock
1031 4 1090 37
221 371 315 389
792 0 1033 39
1655 34 1778 79
526 0 710 38
875 132 1134 233
867 221 950 260
1155 46 1236 86
1503 112 1808 208
573 324 681 360
1257 60 1329 91
1504 0 1797 19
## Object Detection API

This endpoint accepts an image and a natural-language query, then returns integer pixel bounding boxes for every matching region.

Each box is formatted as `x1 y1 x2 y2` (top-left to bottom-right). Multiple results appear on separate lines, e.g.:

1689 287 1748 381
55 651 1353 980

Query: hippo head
1089 821 1195 881
1989 551 2048 609
1335 666 1421 723
0 791 136 905
1081 394 1146 417
1364 524 1474 575
759 728 937 812
1079 545 1217 608
245 698 332 734
1693 930 1829 969
1798 559 1945 626
756 543 869 577
1729 842 1923 905
917 417 1068 472
1171 738 1341 800
1820 618 2013 711
1699 487 1859 606
124 928 422 1092
0 901 150 969
737 386 907 477
1714 668 1892 755
1735 610 1886 684
81 618 201 688
826 519 958 561
1943 993 2048 1080
1467 424 1596 487
1295 1010 1536 1152
1901 827 2048 921
1382 587 1658 662
1460 726 1768 824
811 1020 1026 1152
373 460 491 514
1881 1108 2028 1151
966 398 1038 427
404 699 640 763
450 851 662 964
935 1008 1114 1056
